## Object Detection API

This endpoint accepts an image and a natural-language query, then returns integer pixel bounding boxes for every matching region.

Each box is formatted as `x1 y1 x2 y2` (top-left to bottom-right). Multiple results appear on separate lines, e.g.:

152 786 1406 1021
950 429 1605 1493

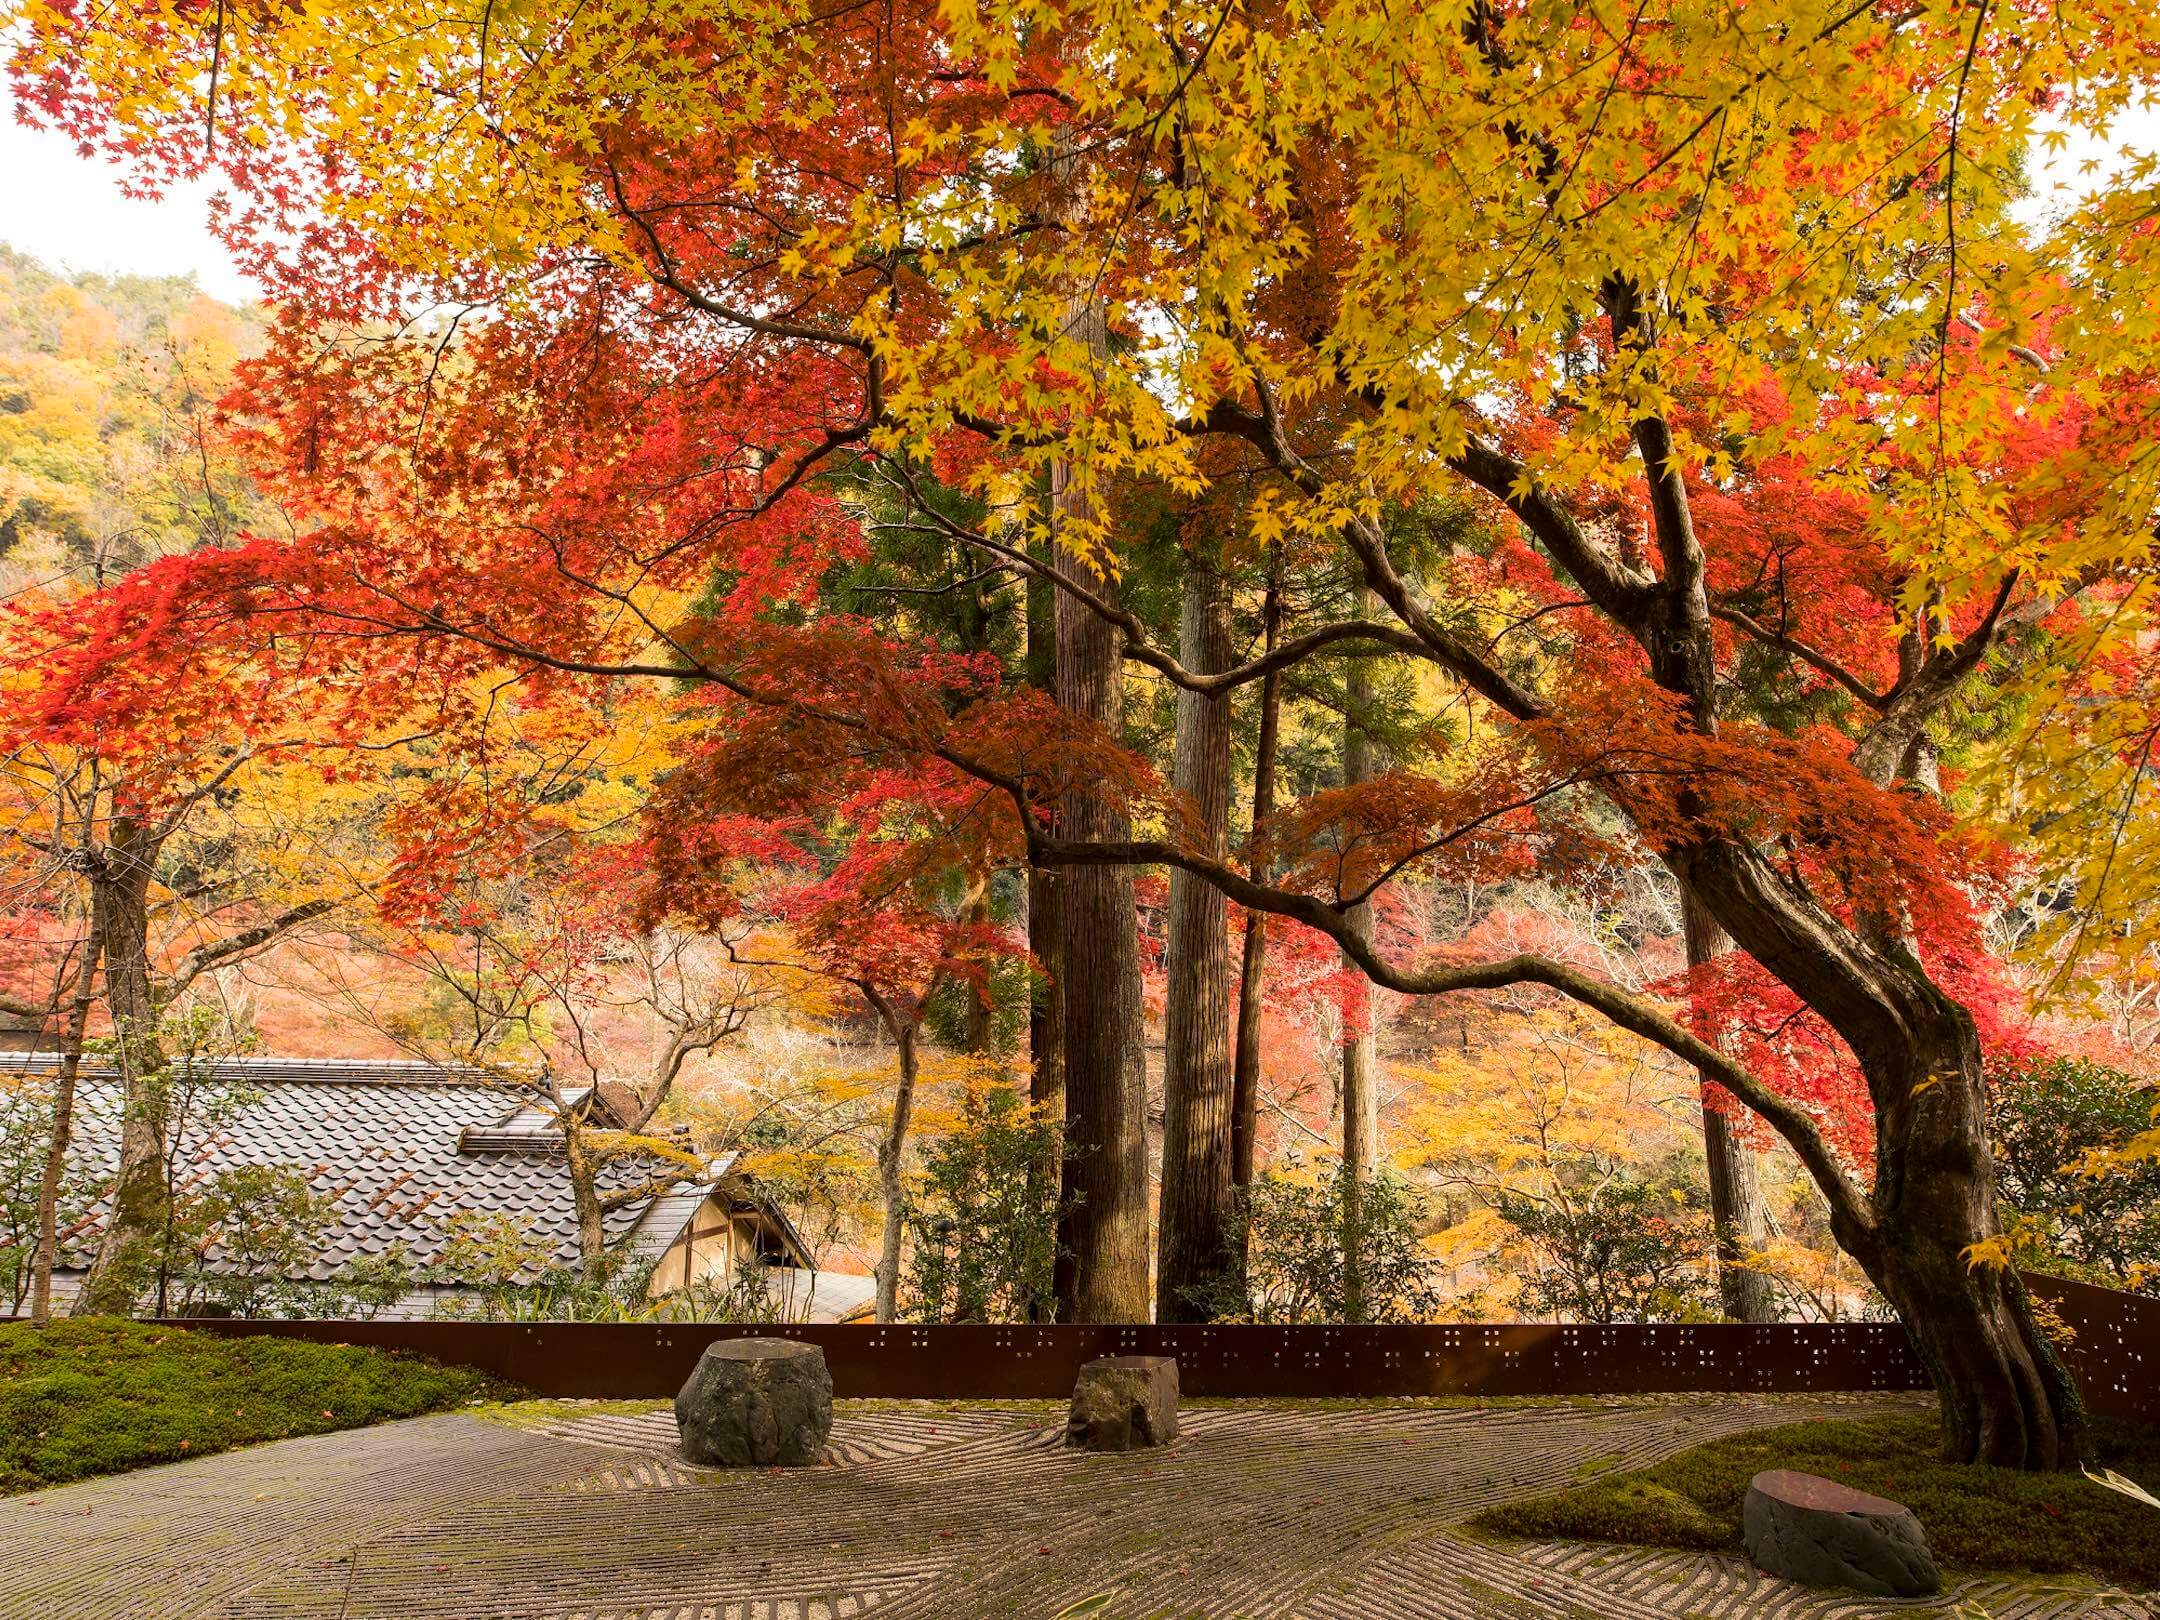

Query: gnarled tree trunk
1674 839 2085 1467
30 897 106 1324
562 1111 611 1283
1157 559 1236 1321
74 818 166 1317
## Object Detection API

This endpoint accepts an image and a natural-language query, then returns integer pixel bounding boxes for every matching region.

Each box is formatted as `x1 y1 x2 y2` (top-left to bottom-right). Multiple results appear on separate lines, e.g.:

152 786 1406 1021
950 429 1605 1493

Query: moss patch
1 1318 513 1494
473 1397 671 1429
1473 1410 2160 1588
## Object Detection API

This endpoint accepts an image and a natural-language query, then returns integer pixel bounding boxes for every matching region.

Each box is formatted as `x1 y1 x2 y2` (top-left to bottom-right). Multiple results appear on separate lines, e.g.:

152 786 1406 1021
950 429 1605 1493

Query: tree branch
1022 823 1873 1236
161 898 340 1001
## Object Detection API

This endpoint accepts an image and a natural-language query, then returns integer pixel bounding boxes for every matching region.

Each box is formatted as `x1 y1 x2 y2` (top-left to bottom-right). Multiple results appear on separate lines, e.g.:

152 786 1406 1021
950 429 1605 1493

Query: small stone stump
674 1337 833 1467
1742 1468 1941 1598
1067 1354 1179 1452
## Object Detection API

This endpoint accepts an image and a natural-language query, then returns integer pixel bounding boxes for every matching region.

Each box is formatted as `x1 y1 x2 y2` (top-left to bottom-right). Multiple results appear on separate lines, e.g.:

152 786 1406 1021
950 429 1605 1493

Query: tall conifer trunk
1157 559 1236 1320
1230 566 1282 1194
1045 297 1148 1323
1683 894 1777 1323
866 990 920 1325
1023 539 1066 1319
1338 587 1380 1323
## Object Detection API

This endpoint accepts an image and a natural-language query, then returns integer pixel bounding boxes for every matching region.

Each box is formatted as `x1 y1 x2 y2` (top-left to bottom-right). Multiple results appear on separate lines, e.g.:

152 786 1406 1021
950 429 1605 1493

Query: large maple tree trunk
1856 1012 2086 1468
1682 895 1777 1324
1157 560 1236 1321
74 819 167 1317
1047 419 1149 1324
1677 842 2086 1466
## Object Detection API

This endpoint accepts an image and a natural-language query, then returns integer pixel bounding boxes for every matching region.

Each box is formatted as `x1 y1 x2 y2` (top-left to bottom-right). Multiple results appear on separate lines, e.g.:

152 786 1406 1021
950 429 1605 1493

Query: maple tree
0 263 372 1319
20 0 2160 1467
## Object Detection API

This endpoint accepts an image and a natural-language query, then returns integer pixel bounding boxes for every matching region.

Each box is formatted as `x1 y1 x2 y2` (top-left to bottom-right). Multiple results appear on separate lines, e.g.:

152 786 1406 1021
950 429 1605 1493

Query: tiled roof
7 1053 717 1285
0 1052 514 1087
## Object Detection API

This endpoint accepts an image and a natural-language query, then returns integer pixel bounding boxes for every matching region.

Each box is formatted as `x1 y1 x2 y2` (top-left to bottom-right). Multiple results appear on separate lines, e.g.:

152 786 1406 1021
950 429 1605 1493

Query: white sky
2 83 2158 310
1 87 265 304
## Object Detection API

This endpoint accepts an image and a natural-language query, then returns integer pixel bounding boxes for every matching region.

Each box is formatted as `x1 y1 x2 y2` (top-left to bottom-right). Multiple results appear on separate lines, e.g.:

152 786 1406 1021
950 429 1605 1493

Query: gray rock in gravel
1067 1354 1180 1452
1742 1468 1941 1598
674 1337 833 1467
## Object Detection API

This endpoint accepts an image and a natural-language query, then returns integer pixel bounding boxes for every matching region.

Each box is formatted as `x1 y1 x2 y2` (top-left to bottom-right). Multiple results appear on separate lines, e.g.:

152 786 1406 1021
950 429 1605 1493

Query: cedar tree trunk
1023 542 1066 1318
1338 590 1380 1323
1230 567 1283 1192
871 999 920 1324
1157 559 1236 1321
1046 335 1149 1322
1682 893 1777 1324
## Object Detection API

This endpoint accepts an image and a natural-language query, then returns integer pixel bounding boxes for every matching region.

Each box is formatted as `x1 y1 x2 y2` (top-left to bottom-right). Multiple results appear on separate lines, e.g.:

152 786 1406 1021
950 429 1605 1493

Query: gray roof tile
9 1054 725 1285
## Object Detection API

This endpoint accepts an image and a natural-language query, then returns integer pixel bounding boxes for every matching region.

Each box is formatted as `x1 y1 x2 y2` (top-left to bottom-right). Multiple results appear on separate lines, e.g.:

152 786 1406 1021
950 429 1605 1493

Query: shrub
1192 1163 1440 1325
904 1084 1062 1323
1989 1055 2160 1293
1496 1173 1720 1323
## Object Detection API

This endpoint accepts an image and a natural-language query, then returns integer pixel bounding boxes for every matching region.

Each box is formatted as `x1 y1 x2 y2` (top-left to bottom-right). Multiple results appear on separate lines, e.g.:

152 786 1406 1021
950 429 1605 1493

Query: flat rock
1067 1354 1180 1452
1742 1468 1941 1598
674 1337 833 1467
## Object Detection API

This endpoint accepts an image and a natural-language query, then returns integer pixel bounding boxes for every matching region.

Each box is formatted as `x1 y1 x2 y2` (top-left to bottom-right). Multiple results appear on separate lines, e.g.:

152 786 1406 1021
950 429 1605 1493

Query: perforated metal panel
165 1270 2160 1413
2023 1273 2160 1425
169 1315 1933 1400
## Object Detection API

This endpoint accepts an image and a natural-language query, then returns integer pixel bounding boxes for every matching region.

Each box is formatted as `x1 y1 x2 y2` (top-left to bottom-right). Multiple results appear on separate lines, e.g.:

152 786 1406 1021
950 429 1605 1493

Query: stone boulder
1067 1354 1180 1452
1742 1468 1941 1598
674 1337 833 1467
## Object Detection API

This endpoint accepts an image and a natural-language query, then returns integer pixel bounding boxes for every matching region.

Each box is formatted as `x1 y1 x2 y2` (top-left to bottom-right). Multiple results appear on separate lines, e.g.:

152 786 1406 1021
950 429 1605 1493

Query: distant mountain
0 243 262 578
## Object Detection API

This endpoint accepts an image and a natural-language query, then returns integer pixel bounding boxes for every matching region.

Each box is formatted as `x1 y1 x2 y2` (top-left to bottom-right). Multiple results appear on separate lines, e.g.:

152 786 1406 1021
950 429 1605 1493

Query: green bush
1190 1163 1439 1324
0 1317 509 1493
1498 1173 1721 1324
1475 1410 2160 1586
904 1085 1063 1323
1990 1055 2160 1293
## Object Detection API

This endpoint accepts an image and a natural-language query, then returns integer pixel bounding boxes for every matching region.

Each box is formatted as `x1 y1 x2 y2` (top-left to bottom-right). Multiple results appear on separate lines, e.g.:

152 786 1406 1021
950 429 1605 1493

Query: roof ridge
0 1052 523 1086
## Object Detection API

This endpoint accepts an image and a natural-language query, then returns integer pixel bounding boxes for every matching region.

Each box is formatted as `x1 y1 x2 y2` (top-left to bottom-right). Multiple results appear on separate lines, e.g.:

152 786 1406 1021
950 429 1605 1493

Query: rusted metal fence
167 1316 1930 1401
2023 1273 2160 1427
159 1272 2160 1419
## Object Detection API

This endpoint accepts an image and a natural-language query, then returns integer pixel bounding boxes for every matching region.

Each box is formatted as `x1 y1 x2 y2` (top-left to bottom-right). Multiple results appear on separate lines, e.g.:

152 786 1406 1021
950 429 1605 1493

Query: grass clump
1473 1410 2160 1588
1 1317 512 1494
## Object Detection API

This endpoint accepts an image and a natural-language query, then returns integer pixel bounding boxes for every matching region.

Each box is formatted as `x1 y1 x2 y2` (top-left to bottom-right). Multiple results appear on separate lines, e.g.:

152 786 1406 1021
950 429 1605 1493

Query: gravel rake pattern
2 1394 2151 1620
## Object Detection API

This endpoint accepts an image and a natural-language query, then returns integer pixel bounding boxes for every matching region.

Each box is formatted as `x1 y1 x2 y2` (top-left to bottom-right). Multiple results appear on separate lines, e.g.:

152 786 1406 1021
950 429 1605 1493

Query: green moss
472 1397 670 1429
0 1318 514 1494
1473 1411 2160 1588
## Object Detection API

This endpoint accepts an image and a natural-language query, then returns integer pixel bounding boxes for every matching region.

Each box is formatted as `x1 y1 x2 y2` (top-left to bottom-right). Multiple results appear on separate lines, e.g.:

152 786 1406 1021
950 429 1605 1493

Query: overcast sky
3 83 2156 310
1 87 265 303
